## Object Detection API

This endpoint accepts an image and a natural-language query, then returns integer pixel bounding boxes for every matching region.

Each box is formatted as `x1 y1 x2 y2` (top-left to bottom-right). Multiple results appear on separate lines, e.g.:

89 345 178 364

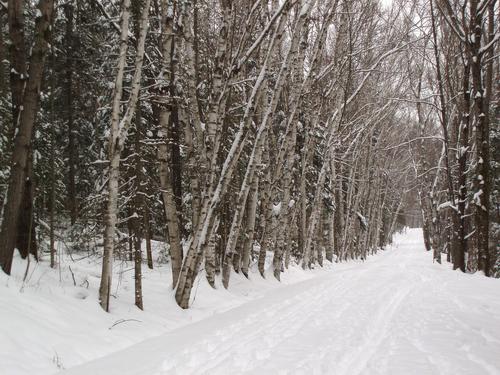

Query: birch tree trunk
99 0 131 312
157 0 183 287
240 152 261 278
221 135 264 287
181 0 205 231
302 145 332 268
175 3 292 307
99 0 150 311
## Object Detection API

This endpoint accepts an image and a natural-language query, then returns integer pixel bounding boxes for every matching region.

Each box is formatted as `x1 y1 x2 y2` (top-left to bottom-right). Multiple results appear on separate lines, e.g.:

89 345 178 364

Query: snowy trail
63 229 500 375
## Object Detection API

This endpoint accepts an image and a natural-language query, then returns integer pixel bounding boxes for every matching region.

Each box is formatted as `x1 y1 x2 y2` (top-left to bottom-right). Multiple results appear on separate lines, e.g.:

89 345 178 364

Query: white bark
175 6 290 307
157 0 183 287
99 0 151 312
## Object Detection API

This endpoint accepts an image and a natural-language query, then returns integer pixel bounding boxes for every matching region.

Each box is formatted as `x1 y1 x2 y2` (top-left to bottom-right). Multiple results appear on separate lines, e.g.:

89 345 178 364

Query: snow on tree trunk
99 0 150 312
0 0 55 274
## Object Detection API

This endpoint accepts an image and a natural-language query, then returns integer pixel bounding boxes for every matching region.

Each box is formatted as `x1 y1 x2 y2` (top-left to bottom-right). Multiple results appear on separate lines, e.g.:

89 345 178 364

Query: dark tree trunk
0 10 7 216
143 204 153 269
16 156 37 260
64 3 78 225
170 103 184 236
469 0 491 275
132 216 143 310
0 9 8 109
7 0 27 142
430 0 461 270
455 59 470 270
0 0 55 274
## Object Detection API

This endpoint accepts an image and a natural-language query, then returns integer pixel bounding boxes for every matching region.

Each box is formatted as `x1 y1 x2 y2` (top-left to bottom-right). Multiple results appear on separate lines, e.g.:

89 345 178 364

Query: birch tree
99 0 151 312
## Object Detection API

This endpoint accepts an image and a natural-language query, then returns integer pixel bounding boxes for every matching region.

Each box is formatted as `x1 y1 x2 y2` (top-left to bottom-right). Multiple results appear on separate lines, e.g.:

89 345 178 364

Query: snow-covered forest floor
1 229 500 375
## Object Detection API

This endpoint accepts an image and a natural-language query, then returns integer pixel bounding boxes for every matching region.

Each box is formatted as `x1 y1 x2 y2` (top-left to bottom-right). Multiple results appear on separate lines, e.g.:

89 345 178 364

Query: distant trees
408 0 499 275
0 0 498 312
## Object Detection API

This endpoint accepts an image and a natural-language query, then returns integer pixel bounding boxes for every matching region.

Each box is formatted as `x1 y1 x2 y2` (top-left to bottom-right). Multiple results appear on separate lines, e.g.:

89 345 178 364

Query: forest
2 0 500 373
0 0 499 314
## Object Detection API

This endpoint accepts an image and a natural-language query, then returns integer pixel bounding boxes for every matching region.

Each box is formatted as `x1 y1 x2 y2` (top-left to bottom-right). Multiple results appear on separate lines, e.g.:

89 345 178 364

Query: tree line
407 0 499 276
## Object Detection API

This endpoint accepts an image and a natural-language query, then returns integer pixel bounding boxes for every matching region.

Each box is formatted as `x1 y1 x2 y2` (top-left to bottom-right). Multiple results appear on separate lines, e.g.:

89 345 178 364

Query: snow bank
2 229 499 375
0 240 333 374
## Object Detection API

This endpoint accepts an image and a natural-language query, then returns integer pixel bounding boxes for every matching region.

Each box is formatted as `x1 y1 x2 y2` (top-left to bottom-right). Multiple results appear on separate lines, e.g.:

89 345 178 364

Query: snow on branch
479 31 500 55
356 212 368 231
437 201 458 212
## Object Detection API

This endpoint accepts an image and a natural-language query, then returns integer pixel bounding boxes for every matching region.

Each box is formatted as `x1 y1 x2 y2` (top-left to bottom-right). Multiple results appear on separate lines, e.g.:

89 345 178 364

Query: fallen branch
108 319 142 330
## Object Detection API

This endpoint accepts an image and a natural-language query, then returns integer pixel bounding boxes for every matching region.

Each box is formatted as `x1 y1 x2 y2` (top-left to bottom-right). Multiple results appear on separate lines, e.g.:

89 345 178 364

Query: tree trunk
143 204 153 269
241 163 260 278
0 0 55 274
470 0 492 276
99 0 150 311
430 0 461 270
64 3 78 225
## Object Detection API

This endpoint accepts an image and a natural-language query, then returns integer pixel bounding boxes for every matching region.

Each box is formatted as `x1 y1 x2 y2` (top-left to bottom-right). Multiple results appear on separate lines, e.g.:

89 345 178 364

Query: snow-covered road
64 229 500 375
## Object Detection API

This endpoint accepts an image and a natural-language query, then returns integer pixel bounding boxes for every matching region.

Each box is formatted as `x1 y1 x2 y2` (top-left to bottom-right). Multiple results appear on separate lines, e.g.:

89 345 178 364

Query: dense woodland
0 0 498 311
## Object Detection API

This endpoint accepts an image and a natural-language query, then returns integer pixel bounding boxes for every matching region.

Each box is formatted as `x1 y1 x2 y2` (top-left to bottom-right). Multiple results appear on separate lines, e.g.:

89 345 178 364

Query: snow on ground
0 239 330 375
1 229 500 375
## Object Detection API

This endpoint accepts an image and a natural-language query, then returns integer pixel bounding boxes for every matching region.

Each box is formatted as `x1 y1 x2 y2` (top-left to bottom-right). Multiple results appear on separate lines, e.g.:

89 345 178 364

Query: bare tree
99 0 151 312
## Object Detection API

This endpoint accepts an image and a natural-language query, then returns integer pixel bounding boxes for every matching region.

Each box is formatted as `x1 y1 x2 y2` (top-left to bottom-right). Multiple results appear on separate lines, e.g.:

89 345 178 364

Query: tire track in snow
333 284 413 375
181 271 362 374
61 230 500 375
